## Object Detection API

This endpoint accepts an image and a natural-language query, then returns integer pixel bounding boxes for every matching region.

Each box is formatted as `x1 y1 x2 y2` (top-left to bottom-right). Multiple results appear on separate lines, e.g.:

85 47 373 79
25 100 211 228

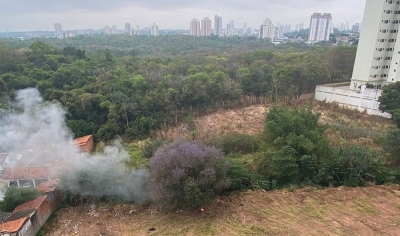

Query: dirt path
45 185 400 236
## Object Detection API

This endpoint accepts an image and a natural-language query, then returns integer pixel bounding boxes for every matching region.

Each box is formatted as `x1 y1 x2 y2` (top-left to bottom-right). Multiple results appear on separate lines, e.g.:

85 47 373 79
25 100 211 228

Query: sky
0 0 366 32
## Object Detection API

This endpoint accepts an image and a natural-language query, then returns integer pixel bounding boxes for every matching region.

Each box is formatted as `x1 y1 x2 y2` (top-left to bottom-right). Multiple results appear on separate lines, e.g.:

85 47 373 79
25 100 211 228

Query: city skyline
0 0 365 32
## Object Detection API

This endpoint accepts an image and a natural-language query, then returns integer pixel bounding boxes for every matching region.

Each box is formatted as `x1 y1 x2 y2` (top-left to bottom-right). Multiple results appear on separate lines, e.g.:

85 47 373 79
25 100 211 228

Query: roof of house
74 135 92 148
6 209 35 222
13 196 47 214
36 178 60 193
0 217 28 233
3 167 52 179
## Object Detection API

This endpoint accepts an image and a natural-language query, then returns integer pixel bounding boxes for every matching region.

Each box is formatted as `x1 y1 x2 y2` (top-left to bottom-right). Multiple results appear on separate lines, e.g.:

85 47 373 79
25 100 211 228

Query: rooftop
36 178 60 193
0 217 28 233
13 195 47 214
3 167 52 180
74 135 92 148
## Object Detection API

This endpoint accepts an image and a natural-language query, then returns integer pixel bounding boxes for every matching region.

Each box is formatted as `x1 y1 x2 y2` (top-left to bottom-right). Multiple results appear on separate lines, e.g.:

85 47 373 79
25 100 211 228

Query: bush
206 132 260 155
0 187 44 212
149 140 230 210
333 146 383 186
142 139 172 159
259 106 334 186
227 159 269 191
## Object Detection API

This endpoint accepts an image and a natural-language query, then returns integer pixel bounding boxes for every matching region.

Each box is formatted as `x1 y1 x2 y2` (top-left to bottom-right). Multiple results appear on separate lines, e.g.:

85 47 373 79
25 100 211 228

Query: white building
308 13 332 43
259 18 274 40
350 0 400 90
201 17 212 36
214 15 223 36
190 19 201 36
104 25 112 35
151 23 159 36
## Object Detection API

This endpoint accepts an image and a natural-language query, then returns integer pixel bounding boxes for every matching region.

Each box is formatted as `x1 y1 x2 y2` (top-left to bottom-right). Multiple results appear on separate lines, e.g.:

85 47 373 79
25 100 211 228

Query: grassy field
45 185 400 236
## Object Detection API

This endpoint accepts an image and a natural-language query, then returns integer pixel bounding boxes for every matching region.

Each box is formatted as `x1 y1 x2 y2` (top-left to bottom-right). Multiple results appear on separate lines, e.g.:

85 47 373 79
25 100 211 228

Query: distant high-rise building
54 23 62 38
308 13 332 43
112 25 117 34
352 23 360 33
274 24 284 39
151 23 159 36
201 17 212 36
243 23 248 35
214 15 223 36
230 20 234 30
125 23 131 35
190 19 201 36
259 18 274 40
350 0 400 90
104 25 112 35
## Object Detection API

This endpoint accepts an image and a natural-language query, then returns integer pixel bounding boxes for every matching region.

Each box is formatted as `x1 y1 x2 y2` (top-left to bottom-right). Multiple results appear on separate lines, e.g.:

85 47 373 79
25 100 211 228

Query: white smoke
0 88 149 204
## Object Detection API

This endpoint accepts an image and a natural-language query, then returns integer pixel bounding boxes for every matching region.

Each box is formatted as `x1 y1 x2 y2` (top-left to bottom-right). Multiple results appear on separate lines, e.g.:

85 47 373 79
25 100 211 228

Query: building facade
190 19 201 36
201 17 212 36
308 13 332 43
350 0 400 90
54 23 62 38
125 23 131 35
151 23 158 36
214 15 223 36
259 18 274 40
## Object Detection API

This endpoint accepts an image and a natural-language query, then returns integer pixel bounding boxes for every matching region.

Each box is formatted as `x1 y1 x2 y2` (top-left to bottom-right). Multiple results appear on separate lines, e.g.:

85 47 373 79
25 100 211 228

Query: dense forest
0 35 356 141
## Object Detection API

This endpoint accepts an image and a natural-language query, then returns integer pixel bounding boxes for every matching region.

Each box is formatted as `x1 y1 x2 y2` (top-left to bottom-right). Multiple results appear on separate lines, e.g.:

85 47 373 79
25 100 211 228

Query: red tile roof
0 217 28 233
3 167 52 179
13 196 47 214
36 178 60 193
74 135 92 147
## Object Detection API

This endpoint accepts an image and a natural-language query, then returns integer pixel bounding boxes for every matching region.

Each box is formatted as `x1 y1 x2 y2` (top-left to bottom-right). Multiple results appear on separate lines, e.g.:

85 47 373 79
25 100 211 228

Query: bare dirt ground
155 105 269 141
45 185 400 236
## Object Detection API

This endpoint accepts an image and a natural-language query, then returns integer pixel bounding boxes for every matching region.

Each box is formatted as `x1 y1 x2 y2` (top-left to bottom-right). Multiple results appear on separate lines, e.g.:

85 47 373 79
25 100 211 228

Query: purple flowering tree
149 140 231 210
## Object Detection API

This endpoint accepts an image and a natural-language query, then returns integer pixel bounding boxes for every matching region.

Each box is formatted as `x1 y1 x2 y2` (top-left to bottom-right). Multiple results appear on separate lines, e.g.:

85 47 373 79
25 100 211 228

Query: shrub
227 159 269 191
206 132 259 155
259 106 334 186
0 187 44 212
149 140 230 210
142 139 172 159
333 146 383 186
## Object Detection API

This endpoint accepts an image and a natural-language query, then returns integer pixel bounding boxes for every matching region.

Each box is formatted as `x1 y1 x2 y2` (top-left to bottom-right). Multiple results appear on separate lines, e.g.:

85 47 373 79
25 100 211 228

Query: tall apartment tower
350 0 400 90
104 25 112 35
190 19 201 36
125 23 131 35
308 13 332 43
151 23 159 36
243 23 248 35
54 23 63 38
259 18 274 40
201 17 212 36
214 15 223 36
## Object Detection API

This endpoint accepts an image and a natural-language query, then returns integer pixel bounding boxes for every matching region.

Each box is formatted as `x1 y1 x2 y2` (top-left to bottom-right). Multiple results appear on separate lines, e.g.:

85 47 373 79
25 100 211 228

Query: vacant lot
45 185 400 236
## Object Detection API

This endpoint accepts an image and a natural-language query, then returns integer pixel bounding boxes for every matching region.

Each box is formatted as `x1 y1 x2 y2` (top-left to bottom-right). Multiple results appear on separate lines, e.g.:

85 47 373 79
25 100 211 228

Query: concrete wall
315 84 392 118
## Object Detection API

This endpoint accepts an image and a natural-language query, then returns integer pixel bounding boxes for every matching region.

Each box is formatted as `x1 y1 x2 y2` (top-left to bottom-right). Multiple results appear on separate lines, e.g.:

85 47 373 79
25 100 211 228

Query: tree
379 82 400 128
259 106 333 185
0 187 44 212
149 140 230 210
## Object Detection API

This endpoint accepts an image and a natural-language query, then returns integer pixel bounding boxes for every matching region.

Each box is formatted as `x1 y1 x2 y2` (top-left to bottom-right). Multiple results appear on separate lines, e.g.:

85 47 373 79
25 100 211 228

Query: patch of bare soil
155 105 269 141
45 185 400 236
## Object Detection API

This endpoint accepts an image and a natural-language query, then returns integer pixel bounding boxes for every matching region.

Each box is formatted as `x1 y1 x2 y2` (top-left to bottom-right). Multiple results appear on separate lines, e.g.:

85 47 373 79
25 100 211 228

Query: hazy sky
0 0 366 31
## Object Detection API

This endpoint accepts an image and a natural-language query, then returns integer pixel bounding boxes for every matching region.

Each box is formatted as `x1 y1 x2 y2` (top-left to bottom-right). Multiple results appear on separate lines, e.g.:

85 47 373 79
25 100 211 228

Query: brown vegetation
45 185 400 235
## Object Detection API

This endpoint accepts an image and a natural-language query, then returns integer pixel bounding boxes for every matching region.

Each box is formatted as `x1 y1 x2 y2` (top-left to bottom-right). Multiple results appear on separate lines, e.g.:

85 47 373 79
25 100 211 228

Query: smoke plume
0 88 149 204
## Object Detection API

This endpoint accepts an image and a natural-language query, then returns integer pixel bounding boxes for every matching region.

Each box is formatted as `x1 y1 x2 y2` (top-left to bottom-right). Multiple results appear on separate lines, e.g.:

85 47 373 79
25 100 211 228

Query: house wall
22 199 52 236
83 136 94 153
315 84 392 118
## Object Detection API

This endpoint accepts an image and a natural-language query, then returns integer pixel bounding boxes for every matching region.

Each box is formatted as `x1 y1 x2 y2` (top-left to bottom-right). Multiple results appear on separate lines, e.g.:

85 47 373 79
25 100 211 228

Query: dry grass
45 185 400 236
